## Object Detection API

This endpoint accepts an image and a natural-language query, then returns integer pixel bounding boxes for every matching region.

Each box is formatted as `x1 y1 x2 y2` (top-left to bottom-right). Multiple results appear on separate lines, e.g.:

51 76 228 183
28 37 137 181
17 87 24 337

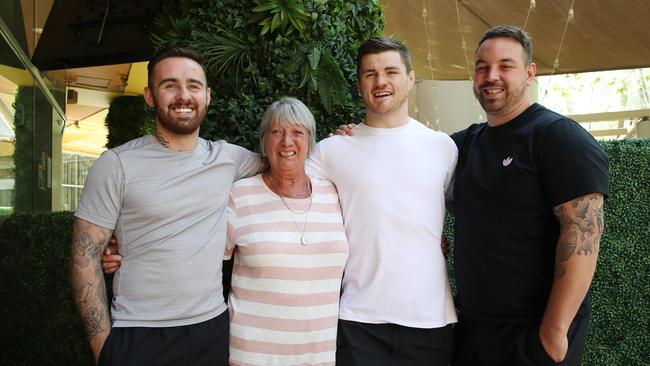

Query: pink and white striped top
225 174 348 366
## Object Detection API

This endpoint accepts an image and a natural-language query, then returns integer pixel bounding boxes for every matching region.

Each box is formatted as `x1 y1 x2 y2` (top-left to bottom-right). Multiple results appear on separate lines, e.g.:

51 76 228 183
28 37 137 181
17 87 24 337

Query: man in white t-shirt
308 37 457 366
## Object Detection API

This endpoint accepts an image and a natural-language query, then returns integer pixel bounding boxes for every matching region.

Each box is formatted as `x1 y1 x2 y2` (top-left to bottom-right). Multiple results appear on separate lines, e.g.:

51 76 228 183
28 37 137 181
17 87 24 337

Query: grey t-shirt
75 135 259 327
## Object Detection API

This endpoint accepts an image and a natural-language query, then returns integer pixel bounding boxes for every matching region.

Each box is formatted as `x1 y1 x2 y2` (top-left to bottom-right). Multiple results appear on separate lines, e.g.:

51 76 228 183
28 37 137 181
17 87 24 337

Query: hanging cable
454 0 473 81
523 0 537 30
542 0 576 102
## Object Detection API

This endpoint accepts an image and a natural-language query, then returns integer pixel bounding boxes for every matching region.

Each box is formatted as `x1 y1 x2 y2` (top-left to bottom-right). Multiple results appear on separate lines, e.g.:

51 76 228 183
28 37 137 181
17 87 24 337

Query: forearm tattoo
552 193 604 279
70 222 112 341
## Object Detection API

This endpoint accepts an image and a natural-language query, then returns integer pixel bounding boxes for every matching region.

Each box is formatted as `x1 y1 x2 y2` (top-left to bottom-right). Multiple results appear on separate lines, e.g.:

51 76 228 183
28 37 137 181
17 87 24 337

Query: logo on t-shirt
502 156 513 167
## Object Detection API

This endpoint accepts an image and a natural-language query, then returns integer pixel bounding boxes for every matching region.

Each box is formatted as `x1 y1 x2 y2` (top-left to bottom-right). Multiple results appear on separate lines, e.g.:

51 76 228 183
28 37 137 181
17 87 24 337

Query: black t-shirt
451 103 609 323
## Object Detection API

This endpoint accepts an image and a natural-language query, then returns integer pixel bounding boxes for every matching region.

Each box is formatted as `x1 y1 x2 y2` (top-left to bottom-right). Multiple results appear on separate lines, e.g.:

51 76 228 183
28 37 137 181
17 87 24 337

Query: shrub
0 211 92 366
582 139 650 365
104 95 155 149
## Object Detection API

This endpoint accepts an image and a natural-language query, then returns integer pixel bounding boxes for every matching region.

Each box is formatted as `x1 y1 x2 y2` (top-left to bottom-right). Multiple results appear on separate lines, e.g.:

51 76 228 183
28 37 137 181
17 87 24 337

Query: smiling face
263 121 310 174
144 56 210 135
358 50 414 123
473 37 536 126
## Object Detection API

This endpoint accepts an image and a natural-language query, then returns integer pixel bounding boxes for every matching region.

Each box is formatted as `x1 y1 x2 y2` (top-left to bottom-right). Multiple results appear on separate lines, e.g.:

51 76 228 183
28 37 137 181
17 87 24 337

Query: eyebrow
475 58 517 66
157 78 205 87
363 66 401 74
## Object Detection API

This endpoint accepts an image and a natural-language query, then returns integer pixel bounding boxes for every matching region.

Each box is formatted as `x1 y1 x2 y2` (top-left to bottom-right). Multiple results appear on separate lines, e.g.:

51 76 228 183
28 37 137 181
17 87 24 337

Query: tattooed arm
539 192 604 362
70 218 114 364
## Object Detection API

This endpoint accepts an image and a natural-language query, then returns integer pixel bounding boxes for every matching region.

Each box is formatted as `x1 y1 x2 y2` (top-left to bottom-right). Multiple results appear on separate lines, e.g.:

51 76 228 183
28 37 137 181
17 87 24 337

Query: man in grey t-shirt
70 46 261 366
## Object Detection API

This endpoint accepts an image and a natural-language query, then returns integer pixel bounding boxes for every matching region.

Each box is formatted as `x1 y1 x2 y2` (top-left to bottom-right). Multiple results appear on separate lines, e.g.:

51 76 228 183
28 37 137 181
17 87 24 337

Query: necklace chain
267 175 312 245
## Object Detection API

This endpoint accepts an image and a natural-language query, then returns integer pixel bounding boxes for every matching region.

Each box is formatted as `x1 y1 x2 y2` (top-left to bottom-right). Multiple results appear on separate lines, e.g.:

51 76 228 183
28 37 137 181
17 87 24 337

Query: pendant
300 236 308 245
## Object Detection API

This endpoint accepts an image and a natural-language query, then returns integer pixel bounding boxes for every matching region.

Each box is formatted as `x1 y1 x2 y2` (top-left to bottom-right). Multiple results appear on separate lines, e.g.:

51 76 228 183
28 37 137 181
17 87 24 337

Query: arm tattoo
552 193 604 279
70 220 113 346
154 130 170 148
83 307 107 338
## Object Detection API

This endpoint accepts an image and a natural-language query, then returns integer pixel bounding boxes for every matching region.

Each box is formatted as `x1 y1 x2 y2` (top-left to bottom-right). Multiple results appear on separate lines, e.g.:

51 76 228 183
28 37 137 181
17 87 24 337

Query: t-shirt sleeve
450 129 466 149
224 194 237 260
539 119 609 207
305 140 330 180
74 150 124 230
228 143 261 180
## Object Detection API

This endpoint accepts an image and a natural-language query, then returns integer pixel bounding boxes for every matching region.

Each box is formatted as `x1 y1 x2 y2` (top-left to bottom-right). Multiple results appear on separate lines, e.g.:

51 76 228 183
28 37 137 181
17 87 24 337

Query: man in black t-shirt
450 25 609 365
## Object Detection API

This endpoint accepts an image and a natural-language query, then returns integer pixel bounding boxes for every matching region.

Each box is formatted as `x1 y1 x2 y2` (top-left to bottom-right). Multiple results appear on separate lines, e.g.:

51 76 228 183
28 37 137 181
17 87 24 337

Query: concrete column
637 118 650 137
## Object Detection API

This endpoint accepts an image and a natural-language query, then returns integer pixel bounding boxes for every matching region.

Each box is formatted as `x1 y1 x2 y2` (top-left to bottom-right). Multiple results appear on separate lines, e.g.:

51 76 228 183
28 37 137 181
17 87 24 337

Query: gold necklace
267 175 313 245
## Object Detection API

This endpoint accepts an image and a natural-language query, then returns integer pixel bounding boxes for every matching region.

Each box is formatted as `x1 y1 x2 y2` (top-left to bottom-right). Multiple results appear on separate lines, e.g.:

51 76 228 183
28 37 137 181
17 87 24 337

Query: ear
407 70 415 90
144 86 155 108
526 62 537 86
206 87 211 105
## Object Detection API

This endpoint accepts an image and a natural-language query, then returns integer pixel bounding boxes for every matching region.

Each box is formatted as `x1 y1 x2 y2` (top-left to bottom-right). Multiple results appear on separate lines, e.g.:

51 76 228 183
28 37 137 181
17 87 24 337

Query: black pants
336 319 454 366
98 310 229 366
452 311 589 366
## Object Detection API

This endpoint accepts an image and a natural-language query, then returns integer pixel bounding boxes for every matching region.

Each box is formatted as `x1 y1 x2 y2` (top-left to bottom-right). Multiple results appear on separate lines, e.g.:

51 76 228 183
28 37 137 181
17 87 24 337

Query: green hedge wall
105 95 155 149
583 139 650 365
0 139 648 365
0 212 91 366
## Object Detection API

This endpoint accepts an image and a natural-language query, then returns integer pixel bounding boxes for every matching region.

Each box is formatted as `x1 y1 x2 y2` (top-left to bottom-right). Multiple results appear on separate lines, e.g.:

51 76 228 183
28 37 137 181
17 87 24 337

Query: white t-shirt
307 119 458 328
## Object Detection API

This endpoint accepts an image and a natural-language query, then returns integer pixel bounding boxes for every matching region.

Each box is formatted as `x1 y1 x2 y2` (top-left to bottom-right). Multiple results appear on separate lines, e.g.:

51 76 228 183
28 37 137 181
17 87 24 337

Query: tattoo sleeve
552 193 604 279
70 218 113 358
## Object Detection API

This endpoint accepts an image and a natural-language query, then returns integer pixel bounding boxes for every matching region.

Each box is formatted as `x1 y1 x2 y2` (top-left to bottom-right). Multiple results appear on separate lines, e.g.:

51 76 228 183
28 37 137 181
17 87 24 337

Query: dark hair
147 45 207 88
477 25 533 65
356 37 413 78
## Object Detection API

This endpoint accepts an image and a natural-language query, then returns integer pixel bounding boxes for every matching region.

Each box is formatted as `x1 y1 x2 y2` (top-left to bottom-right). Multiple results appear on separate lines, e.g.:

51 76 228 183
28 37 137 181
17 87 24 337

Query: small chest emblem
502 156 513 167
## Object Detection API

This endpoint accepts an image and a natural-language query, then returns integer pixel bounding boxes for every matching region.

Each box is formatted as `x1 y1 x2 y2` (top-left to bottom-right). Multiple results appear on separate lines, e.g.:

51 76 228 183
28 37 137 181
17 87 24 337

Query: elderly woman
102 97 348 366
225 97 348 366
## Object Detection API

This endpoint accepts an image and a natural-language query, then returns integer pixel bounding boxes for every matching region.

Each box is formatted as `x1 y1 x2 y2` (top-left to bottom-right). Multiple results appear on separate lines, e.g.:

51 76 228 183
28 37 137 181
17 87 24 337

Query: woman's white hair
259 97 317 156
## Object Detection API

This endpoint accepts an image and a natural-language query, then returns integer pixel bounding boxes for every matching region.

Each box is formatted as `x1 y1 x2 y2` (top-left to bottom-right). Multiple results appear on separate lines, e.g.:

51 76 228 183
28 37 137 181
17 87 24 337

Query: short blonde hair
259 97 317 156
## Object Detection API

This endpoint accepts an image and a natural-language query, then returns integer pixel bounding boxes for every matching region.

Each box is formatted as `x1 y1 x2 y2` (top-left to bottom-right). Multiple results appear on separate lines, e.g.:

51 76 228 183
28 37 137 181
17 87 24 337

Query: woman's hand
101 237 123 274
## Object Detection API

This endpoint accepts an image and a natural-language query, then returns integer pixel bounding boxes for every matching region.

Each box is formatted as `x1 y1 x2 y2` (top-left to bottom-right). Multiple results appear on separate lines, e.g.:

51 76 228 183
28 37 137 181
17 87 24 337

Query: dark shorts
98 310 229 366
336 319 454 366
452 311 589 366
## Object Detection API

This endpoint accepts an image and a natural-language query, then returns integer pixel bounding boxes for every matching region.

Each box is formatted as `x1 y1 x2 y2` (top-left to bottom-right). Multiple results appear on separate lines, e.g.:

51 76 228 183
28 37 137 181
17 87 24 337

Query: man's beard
153 97 207 135
475 80 527 116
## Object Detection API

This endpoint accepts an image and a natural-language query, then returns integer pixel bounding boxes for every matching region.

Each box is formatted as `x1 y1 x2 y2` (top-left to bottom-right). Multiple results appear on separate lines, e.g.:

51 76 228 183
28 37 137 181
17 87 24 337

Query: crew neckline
257 174 313 202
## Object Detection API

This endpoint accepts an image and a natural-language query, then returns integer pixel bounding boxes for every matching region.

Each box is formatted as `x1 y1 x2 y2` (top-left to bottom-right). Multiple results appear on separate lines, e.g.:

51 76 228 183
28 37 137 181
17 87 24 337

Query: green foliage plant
12 87 34 211
0 212 93 366
251 0 311 36
104 95 155 149
150 0 384 151
582 138 650 365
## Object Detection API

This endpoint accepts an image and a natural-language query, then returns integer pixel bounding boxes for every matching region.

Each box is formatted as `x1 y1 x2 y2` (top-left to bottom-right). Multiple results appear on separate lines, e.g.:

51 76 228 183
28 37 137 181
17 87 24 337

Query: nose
375 73 387 86
176 85 191 101
485 66 499 82
281 131 292 145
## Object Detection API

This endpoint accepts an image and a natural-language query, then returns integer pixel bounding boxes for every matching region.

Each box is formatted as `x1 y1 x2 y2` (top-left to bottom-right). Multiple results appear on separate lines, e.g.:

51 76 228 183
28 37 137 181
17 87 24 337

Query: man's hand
328 123 357 137
101 238 122 274
70 218 113 363
539 324 568 362
440 235 449 259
